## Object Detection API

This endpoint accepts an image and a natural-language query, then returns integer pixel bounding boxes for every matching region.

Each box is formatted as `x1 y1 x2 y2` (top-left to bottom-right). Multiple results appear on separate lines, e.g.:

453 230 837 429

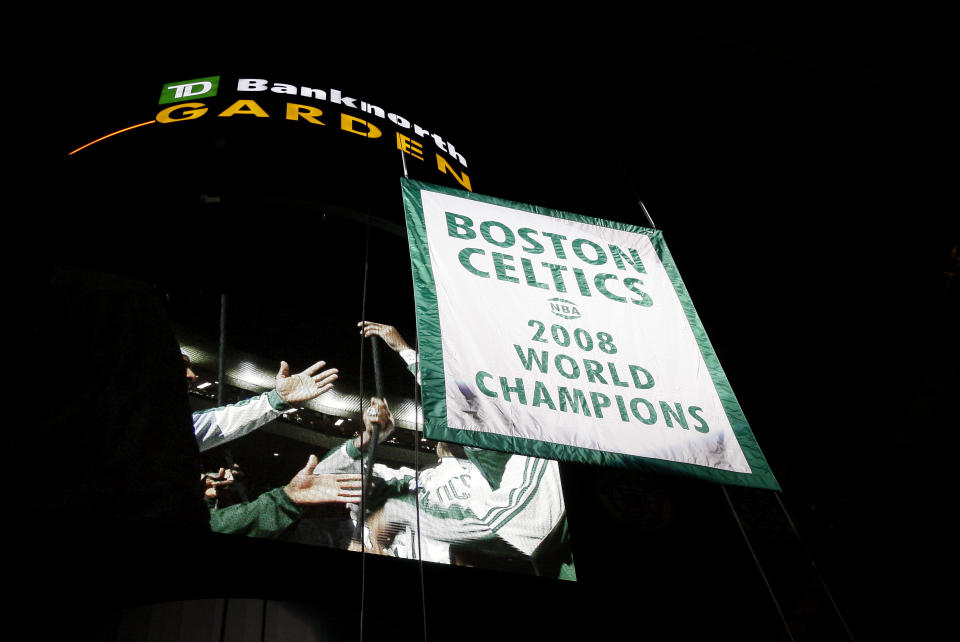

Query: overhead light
197 382 212 390
334 419 345 426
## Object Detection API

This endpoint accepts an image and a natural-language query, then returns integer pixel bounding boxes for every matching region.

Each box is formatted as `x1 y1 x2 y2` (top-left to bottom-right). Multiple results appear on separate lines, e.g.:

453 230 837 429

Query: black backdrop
17 10 957 641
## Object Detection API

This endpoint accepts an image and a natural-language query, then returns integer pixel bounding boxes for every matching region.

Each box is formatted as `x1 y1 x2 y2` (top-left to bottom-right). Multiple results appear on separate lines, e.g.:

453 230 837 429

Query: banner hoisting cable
360 336 385 506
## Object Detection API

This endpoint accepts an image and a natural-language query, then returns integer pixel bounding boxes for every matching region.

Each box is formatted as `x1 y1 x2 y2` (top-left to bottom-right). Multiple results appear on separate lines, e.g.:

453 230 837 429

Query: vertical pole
215 298 231 642
357 225 369 642
413 346 428 642
217 294 227 407
638 199 657 229
402 146 428 642
216 293 247 501
360 337 384 507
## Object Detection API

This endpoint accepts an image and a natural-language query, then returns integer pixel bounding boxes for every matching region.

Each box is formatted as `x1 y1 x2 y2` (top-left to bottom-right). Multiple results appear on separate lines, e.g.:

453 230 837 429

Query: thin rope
617 160 800 638
614 155 656 228
216 294 246 501
217 293 226 407
775 492 856 640
218 597 230 642
413 348 428 642
260 598 268 642
400 140 427 640
357 223 371 642
722 486 796 641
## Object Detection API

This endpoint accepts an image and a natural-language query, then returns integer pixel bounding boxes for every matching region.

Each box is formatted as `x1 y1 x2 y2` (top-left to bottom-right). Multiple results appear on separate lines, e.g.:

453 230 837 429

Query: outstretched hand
276 360 339 404
358 321 411 354
202 467 235 500
284 455 363 505
355 397 396 451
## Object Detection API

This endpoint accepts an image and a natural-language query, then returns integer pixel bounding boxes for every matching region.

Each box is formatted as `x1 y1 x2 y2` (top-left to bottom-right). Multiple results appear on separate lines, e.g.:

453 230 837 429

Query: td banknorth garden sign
155 76 472 191
403 179 779 490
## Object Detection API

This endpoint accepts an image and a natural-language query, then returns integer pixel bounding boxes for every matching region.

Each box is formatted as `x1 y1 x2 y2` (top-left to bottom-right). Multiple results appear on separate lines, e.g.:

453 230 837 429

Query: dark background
17 8 956 641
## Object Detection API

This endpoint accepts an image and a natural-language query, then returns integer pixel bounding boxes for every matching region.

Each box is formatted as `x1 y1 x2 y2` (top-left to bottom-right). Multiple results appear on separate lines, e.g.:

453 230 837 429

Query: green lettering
624 278 654 307
572 267 592 297
554 354 581 379
514 345 549 373
558 387 591 416
532 381 557 410
630 398 657 425
459 248 489 278
542 262 568 292
608 362 629 387
492 252 519 283
615 395 630 422
610 245 647 273
543 232 567 259
629 365 655 389
446 212 475 239
583 359 607 384
659 401 689 429
518 228 544 254
480 220 515 248
689 406 710 433
595 273 626 303
572 238 607 265
476 371 497 397
448 478 469 500
521 258 549 289
500 377 527 404
590 392 611 418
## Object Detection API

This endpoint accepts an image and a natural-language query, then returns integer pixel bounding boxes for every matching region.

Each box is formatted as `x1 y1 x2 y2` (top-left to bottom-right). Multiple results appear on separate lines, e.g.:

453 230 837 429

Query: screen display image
35 70 578 585
172 231 574 579
28 21 955 641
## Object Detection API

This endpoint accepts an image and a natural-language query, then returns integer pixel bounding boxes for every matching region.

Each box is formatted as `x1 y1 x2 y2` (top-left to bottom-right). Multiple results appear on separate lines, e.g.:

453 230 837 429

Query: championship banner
402 179 779 490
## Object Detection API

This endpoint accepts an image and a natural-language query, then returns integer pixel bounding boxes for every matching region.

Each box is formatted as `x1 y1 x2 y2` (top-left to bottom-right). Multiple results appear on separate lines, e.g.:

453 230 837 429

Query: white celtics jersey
315 440 565 562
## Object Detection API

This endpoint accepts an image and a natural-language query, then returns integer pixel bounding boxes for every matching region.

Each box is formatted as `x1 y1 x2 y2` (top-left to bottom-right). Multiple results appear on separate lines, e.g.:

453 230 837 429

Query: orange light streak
68 120 157 155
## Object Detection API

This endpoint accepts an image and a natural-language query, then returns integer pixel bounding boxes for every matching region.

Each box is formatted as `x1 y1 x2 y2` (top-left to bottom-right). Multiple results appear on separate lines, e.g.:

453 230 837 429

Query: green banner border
402 178 779 491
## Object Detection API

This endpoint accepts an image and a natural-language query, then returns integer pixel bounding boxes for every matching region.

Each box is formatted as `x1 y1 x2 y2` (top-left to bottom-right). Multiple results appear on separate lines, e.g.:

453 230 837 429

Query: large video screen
171 212 574 580
45 74 575 581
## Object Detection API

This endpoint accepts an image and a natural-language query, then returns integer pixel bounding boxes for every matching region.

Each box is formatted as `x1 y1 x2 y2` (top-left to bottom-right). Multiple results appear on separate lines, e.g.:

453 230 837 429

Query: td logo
159 76 220 104
548 297 582 320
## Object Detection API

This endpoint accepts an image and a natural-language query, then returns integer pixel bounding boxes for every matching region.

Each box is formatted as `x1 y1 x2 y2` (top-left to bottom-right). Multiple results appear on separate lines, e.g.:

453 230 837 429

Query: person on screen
184 351 361 542
315 395 570 576
319 320 573 578
183 351 339 452
202 458 362 539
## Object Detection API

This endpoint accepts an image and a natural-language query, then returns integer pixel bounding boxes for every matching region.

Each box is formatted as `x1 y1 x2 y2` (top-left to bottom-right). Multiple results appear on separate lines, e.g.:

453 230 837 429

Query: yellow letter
156 102 208 123
217 100 270 118
436 154 472 191
286 103 325 125
396 132 424 160
340 113 382 138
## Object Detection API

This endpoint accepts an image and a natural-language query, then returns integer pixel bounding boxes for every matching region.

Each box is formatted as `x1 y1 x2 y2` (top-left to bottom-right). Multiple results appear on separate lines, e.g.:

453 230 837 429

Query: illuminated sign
159 76 220 103
153 76 472 191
